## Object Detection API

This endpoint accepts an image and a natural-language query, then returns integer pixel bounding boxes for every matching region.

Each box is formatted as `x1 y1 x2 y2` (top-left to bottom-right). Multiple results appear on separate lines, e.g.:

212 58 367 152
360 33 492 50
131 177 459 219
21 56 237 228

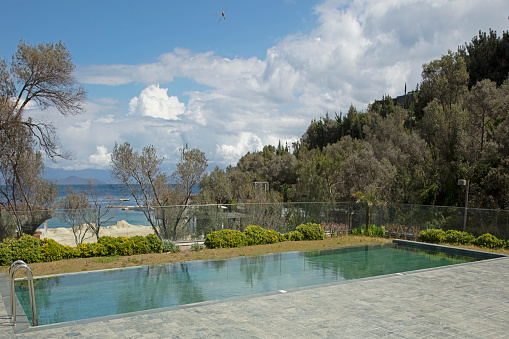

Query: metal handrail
9 260 38 326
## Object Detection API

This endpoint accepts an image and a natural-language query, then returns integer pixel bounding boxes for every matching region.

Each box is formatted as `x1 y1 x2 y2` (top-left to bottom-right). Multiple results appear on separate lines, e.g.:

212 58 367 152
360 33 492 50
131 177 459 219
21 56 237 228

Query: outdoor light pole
458 179 469 232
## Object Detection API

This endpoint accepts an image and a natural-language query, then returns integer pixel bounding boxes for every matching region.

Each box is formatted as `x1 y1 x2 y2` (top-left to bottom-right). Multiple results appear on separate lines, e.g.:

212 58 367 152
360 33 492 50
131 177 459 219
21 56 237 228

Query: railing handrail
9 260 38 326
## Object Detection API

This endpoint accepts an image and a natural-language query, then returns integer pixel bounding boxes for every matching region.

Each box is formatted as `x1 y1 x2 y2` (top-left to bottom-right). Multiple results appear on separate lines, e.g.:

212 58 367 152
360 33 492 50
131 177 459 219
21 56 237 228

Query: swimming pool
14 242 492 326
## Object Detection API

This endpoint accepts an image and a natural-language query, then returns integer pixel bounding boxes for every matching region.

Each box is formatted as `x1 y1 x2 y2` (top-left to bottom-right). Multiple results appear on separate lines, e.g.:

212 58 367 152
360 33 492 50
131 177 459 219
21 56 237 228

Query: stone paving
0 255 508 338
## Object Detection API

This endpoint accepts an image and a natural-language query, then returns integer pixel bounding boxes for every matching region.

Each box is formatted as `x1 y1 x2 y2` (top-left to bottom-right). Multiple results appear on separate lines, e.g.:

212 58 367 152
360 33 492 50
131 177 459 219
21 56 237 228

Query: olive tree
111 142 207 240
0 40 85 237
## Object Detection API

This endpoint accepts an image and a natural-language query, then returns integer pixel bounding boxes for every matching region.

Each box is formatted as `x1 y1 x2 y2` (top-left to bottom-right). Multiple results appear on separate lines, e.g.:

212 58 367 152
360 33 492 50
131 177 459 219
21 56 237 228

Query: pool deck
0 253 508 338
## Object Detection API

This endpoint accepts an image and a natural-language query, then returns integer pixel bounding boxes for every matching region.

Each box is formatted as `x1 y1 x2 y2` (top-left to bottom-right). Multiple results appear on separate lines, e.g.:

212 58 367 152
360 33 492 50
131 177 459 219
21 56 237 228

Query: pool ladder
9 260 38 326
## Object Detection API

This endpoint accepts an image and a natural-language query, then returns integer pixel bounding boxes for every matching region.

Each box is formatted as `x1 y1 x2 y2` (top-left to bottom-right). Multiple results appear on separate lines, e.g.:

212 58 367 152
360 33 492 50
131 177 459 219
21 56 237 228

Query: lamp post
458 179 469 232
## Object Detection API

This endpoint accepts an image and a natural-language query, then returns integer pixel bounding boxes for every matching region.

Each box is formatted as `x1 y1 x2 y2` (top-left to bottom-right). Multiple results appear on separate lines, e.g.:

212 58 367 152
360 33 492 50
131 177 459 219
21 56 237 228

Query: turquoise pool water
16 243 479 325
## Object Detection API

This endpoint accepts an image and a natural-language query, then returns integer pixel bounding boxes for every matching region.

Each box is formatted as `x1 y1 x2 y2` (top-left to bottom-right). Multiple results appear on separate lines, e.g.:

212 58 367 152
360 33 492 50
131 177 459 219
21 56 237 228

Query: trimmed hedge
295 223 325 240
204 229 247 249
205 223 325 249
244 225 284 246
0 233 163 266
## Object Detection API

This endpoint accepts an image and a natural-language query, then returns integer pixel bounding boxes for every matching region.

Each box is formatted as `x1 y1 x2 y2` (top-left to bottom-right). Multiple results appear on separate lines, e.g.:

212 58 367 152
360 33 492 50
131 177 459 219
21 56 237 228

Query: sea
47 184 152 229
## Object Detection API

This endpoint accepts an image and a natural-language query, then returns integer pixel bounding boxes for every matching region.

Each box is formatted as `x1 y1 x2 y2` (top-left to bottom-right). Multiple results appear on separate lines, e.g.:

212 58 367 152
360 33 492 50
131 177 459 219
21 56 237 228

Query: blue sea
47 184 151 229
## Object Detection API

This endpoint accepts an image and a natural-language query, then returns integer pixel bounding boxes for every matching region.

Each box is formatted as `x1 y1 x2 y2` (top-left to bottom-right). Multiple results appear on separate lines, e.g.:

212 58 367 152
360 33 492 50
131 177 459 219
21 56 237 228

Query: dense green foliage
417 229 506 249
204 229 247 249
0 234 163 265
204 223 325 249
161 240 180 253
350 225 386 238
295 223 325 240
196 29 509 212
244 225 284 245
473 233 505 249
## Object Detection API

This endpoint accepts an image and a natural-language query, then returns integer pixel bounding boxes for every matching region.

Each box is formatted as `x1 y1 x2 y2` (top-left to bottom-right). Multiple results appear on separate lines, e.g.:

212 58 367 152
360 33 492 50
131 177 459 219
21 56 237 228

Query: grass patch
92 256 120 264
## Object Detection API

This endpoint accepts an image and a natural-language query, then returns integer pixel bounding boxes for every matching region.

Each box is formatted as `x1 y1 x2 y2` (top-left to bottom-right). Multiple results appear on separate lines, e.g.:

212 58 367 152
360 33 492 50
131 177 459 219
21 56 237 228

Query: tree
352 188 384 232
0 40 85 238
419 51 469 112
459 29 509 88
56 188 91 246
199 166 232 204
464 79 505 159
83 181 118 241
111 142 207 240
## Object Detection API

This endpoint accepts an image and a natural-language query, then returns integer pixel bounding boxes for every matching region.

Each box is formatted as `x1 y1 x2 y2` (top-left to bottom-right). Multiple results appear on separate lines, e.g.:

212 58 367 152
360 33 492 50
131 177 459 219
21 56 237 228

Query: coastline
39 220 155 247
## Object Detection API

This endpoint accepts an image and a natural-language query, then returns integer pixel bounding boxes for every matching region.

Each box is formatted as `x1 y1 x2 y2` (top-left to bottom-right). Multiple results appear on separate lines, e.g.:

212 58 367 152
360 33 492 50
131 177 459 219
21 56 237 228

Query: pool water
15 243 479 325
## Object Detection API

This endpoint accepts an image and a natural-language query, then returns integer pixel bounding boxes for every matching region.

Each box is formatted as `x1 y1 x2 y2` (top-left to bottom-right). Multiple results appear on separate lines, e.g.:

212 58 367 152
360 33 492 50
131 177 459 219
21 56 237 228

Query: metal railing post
9 261 38 326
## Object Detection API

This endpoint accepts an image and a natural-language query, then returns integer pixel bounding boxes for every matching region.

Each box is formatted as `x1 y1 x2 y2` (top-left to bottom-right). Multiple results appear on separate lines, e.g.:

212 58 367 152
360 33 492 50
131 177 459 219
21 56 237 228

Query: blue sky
1 0 507 180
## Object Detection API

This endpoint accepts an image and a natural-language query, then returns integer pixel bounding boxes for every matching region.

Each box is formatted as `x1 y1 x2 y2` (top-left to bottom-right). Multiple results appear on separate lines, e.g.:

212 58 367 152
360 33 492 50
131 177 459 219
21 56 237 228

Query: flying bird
216 4 227 25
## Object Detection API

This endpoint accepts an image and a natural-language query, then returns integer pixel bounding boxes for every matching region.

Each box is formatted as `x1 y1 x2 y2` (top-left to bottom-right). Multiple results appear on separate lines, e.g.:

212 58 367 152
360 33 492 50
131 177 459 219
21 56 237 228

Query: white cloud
216 132 264 163
66 0 507 172
88 145 111 169
128 84 185 120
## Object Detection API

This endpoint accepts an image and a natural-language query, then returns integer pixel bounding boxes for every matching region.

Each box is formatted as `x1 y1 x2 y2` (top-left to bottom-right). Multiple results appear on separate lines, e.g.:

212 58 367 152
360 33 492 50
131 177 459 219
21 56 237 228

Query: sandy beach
39 220 156 247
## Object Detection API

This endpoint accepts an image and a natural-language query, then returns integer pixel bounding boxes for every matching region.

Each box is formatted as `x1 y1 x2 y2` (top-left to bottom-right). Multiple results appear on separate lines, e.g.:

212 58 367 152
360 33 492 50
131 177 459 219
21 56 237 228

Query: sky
1 0 508 181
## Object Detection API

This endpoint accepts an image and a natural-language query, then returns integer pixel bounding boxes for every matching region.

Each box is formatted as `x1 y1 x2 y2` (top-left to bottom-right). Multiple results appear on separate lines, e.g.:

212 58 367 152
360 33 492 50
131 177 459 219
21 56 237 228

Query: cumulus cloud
128 84 185 120
88 145 111 169
216 132 264 162
68 0 507 172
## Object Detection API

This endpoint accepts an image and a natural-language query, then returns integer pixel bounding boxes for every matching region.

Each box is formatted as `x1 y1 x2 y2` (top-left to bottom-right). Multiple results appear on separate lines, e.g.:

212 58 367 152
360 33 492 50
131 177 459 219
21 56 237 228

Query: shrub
244 225 269 246
296 223 324 240
474 233 504 249
244 225 284 246
8 234 43 264
190 242 205 251
131 235 151 255
41 239 76 262
350 225 385 238
77 242 105 258
162 240 180 253
418 229 446 244
204 229 247 249
145 234 162 253
285 230 304 241
98 236 121 255
443 230 475 245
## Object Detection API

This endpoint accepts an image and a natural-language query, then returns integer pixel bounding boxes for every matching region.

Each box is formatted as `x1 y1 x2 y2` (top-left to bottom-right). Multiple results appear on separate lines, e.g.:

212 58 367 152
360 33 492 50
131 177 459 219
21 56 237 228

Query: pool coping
5 240 508 335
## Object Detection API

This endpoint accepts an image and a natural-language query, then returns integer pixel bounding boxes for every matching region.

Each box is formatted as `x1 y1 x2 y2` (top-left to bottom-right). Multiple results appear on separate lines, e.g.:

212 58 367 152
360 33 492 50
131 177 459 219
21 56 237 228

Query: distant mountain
43 168 112 183
54 176 107 185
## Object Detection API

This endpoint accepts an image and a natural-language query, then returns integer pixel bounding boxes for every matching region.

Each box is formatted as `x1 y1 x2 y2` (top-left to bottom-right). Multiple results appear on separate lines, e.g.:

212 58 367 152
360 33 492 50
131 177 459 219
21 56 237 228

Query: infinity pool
15 243 483 325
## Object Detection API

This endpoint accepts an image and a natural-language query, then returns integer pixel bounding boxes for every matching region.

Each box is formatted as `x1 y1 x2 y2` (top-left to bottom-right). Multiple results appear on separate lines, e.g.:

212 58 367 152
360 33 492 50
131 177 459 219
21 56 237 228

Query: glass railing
1 202 508 243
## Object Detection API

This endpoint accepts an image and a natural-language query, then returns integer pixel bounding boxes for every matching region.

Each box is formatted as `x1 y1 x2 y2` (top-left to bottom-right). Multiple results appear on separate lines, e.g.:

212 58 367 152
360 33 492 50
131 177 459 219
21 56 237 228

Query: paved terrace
0 252 508 338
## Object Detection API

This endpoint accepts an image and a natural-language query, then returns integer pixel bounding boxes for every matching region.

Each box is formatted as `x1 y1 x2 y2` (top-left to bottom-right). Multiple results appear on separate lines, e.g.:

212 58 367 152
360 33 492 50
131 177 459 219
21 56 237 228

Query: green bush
474 233 504 249
7 234 44 264
41 239 76 262
285 230 304 241
295 223 324 240
145 234 163 253
77 242 104 258
204 229 247 249
162 240 180 253
244 225 284 246
443 230 475 245
350 225 385 238
98 236 121 255
190 242 205 251
244 225 269 246
131 235 151 255
265 229 284 243
418 229 446 244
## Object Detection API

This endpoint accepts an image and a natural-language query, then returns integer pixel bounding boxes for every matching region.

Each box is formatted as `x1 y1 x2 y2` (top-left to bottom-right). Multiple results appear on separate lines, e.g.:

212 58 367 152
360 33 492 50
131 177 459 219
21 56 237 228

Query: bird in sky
216 4 227 25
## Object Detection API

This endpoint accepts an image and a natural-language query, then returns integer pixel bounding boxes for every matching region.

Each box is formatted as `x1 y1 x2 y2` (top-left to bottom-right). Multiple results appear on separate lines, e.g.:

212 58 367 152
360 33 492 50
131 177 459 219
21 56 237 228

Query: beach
39 220 155 247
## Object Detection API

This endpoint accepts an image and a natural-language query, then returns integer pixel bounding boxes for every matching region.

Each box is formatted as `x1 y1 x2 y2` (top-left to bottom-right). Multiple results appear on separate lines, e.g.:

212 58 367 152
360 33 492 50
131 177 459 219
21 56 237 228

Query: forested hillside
198 30 509 210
